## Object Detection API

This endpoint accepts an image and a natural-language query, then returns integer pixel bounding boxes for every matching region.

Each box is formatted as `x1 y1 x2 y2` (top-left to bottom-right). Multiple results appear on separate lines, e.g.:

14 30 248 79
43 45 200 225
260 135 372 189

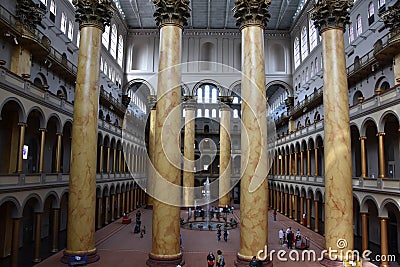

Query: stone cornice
310 0 353 33
233 0 271 30
73 0 114 30
128 29 290 38
153 0 190 28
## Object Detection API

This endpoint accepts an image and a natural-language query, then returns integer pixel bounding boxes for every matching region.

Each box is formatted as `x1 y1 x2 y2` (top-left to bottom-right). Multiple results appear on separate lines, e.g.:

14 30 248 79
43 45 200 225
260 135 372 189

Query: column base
146 254 184 267
61 249 99 265
319 257 345 266
234 255 273 267
33 258 41 263
51 248 58 253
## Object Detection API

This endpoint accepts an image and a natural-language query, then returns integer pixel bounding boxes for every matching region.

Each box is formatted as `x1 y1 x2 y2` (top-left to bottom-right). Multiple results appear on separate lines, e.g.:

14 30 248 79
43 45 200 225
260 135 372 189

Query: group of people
133 210 146 238
216 226 229 242
278 227 301 249
207 250 225 267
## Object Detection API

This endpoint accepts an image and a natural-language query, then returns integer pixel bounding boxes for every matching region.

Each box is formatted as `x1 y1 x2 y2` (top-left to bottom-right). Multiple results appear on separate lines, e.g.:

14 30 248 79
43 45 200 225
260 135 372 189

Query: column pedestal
235 257 272 267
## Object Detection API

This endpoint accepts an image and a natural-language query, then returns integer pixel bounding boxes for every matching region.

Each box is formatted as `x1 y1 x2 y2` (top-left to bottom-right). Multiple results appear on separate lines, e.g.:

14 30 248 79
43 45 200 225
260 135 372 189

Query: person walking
207 251 215 267
217 228 221 242
286 227 293 249
223 228 229 242
273 209 277 221
278 229 284 245
216 250 225 267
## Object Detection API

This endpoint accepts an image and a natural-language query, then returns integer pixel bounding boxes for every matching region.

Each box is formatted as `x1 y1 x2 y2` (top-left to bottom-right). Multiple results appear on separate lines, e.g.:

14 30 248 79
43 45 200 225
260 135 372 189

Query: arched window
61 12 67 34
204 109 210 118
368 2 375 25
233 109 239 118
197 109 202 117
102 25 110 49
348 22 354 43
294 37 300 69
77 30 80 47
110 24 117 58
197 88 203 103
211 109 216 118
117 35 124 67
182 109 186 118
309 19 317 51
50 0 56 15
301 26 309 60
356 15 363 36
211 87 217 103
68 20 74 40
204 85 210 103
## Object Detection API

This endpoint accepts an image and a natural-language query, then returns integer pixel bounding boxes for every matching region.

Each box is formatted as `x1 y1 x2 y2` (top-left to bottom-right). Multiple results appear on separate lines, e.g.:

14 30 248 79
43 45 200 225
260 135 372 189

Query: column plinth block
146 253 184 267
61 249 99 265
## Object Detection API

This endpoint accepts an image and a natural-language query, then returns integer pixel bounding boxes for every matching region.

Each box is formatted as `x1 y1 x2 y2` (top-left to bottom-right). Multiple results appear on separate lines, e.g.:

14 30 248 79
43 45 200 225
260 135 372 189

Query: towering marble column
311 0 354 264
147 1 189 266
360 136 367 178
182 96 195 207
39 128 46 173
62 1 112 263
377 132 386 178
380 2 400 85
233 1 272 265
147 95 157 208
219 96 233 207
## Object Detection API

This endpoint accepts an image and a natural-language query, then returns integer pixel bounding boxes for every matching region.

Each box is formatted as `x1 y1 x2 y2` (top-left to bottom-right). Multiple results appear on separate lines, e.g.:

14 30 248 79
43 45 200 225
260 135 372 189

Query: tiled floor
37 207 381 267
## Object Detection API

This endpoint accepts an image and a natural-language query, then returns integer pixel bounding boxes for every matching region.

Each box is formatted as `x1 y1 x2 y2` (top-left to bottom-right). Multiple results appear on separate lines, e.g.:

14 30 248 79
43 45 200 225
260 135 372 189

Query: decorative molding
310 0 353 33
153 0 190 28
16 0 46 32
128 29 290 38
73 0 114 30
233 0 271 29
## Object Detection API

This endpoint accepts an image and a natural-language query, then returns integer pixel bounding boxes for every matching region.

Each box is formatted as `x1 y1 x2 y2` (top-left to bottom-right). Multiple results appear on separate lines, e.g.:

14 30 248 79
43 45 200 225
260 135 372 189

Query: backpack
220 255 225 266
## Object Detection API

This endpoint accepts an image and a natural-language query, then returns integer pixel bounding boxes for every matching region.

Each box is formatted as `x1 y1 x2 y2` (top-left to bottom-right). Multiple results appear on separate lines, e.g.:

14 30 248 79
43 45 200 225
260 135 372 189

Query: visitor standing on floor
217 228 221 242
273 209 277 221
216 250 225 267
207 251 215 267
278 229 284 245
223 228 229 242
249 256 260 266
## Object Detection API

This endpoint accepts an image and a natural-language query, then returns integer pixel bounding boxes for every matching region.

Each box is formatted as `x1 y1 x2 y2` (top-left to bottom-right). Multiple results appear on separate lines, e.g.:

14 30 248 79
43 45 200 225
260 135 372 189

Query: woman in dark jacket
207 251 215 267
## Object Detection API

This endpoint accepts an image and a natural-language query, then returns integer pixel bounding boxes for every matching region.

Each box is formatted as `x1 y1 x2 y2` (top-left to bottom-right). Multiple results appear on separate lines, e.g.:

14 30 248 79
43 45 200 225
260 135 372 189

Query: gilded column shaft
377 132 386 178
39 129 46 173
314 200 319 233
361 212 368 252
314 148 318 176
17 123 26 173
300 151 304 175
150 23 185 262
360 136 367 178
51 209 59 252
148 103 157 207
11 218 20 267
306 149 311 176
293 152 297 175
183 104 195 207
99 146 104 173
219 107 231 207
110 194 115 221
33 213 42 262
55 133 62 173
380 218 389 267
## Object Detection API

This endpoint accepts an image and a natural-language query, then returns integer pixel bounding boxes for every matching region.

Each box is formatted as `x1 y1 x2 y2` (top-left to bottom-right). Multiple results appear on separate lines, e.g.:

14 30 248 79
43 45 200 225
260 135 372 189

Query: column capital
359 136 367 140
16 0 46 32
73 0 114 30
153 0 190 28
56 132 63 136
377 132 386 136
310 0 353 33
39 128 47 132
147 95 157 110
233 0 271 30
18 122 27 127
218 95 233 110
182 95 196 110
380 2 400 35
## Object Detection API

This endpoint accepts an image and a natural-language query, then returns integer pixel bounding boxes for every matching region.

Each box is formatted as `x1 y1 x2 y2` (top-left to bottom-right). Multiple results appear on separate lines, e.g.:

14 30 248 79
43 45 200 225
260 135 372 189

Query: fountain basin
181 221 238 231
